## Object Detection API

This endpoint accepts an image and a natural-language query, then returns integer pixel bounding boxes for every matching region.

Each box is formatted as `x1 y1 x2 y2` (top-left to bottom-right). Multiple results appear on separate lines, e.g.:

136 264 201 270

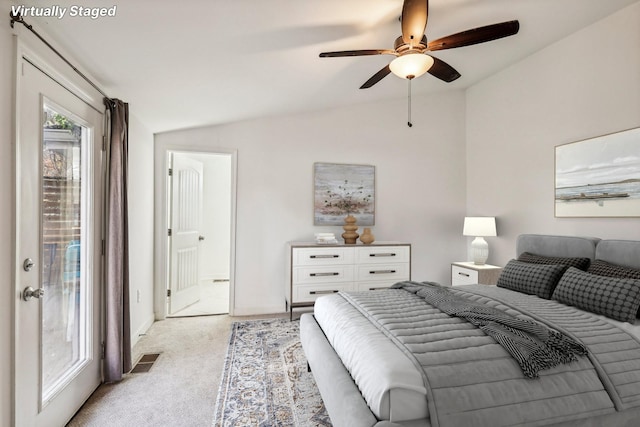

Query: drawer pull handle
370 253 396 257
458 272 470 277
310 272 340 277
310 290 339 295
369 270 396 274
310 254 339 259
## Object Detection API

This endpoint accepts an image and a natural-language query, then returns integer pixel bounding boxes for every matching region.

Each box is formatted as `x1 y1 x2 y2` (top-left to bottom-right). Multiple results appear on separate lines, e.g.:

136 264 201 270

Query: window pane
41 103 90 402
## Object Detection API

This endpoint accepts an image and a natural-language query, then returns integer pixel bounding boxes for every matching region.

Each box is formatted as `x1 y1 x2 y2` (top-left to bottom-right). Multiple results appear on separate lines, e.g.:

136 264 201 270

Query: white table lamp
463 217 497 265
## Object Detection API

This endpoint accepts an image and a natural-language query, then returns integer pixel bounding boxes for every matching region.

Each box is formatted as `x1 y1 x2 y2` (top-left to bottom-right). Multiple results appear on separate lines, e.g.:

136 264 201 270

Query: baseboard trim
131 313 155 347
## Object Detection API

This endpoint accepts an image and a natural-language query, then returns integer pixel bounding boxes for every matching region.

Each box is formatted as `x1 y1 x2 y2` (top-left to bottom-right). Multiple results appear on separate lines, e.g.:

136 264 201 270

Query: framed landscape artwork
314 162 375 226
555 127 640 218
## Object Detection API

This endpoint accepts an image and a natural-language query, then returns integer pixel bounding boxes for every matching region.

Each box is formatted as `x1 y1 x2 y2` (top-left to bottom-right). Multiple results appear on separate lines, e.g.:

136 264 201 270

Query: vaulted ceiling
22 0 639 133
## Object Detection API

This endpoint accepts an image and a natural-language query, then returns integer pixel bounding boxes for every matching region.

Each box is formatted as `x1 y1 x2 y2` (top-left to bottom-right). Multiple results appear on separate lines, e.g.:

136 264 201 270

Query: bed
300 234 640 427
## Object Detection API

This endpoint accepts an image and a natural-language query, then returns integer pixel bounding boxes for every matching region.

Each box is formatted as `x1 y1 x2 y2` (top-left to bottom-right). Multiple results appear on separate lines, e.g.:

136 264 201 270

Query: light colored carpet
67 314 283 426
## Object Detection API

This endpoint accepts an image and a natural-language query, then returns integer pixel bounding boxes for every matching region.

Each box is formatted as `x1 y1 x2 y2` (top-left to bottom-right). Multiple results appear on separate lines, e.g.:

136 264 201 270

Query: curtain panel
103 98 131 382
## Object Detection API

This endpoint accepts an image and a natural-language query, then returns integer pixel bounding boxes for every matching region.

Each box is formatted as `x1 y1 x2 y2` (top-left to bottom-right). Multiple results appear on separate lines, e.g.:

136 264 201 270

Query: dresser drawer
356 246 410 264
451 265 479 286
292 283 353 303
354 281 398 292
287 242 412 319
293 265 354 284
293 247 354 266
355 263 409 282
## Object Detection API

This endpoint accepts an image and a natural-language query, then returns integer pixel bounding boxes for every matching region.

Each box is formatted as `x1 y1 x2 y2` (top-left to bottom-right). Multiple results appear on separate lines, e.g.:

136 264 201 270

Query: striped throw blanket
392 281 588 378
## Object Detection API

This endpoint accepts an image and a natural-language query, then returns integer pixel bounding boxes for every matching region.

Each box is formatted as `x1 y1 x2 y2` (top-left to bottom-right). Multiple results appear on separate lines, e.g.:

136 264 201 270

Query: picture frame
314 162 375 226
555 127 640 218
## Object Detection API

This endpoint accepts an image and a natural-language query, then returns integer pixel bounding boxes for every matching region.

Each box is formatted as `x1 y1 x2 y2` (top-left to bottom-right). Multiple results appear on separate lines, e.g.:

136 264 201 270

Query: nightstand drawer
293 265 354 284
451 262 502 286
356 263 409 282
293 247 354 266
451 265 478 286
356 246 410 264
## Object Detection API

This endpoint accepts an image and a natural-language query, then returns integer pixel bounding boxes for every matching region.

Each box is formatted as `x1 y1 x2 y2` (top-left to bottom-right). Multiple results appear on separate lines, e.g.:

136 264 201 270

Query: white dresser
286 242 411 319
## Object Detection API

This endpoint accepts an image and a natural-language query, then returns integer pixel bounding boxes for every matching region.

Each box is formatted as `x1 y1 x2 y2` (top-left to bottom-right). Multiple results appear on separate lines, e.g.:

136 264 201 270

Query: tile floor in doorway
169 280 229 317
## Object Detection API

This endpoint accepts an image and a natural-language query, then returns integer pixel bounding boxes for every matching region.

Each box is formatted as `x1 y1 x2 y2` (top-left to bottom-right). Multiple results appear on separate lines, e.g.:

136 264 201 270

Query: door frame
154 145 237 319
12 36 106 425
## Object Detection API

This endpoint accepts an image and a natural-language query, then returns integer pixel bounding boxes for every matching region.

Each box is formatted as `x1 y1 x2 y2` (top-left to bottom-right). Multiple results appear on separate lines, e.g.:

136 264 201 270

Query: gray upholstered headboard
596 240 640 270
516 234 640 270
516 234 601 259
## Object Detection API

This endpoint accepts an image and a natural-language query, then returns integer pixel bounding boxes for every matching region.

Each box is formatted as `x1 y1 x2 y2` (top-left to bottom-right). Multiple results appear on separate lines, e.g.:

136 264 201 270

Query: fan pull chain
407 77 413 128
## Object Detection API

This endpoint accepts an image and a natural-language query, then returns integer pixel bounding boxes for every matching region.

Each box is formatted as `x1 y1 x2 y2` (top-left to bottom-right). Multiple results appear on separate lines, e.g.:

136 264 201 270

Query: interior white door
15 59 103 426
168 153 204 314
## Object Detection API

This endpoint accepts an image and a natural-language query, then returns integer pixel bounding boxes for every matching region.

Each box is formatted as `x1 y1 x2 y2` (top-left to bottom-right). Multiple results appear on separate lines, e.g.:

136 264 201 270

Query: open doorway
166 151 232 317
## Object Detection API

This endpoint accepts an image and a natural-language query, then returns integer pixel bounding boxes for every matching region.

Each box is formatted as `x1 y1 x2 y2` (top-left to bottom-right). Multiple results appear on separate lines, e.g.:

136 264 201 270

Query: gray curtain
104 98 131 382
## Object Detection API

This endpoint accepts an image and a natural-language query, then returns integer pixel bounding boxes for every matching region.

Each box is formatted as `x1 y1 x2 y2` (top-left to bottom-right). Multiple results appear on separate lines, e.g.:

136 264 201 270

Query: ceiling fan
319 0 520 89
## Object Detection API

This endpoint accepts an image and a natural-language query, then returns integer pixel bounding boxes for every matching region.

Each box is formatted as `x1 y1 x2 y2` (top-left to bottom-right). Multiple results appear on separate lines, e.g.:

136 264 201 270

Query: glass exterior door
16 56 103 427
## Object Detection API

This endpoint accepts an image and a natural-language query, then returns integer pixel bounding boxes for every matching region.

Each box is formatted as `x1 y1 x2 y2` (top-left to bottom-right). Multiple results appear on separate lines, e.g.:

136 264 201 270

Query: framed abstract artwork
555 127 640 217
314 162 375 226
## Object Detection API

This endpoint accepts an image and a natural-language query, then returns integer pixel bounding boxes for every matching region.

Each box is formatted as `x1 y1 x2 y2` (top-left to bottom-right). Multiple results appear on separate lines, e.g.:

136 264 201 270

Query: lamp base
471 237 489 265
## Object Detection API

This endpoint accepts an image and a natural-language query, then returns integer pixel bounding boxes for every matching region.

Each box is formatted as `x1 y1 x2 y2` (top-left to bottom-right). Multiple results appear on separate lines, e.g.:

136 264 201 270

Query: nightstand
451 262 502 286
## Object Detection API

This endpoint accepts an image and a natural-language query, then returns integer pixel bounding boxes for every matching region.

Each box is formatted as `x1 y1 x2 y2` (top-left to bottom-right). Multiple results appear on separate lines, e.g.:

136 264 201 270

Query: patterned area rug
213 318 332 426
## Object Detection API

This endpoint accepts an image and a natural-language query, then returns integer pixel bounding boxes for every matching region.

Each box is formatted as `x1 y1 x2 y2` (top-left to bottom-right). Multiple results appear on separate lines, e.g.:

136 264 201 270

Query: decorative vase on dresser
341 214 359 244
360 228 375 244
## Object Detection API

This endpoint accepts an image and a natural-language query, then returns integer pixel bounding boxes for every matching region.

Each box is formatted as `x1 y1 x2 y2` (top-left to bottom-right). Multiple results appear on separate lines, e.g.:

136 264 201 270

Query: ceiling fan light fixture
389 53 434 80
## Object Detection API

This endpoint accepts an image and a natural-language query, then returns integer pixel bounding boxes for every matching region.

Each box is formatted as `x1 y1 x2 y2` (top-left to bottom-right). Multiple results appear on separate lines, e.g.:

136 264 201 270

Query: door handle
198 235 205 241
23 286 45 301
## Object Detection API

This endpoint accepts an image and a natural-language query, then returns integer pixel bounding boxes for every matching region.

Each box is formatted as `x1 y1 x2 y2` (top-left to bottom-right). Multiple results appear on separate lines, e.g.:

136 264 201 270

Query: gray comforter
391 281 588 379
339 284 640 427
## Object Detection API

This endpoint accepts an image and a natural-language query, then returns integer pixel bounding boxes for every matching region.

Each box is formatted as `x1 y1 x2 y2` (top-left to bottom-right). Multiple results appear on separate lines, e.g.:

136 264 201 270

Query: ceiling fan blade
320 49 396 58
401 0 429 45
427 20 520 51
360 65 392 89
427 56 461 83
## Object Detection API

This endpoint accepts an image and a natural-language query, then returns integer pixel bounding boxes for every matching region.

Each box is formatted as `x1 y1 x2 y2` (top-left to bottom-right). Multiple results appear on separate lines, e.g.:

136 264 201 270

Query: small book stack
315 233 338 245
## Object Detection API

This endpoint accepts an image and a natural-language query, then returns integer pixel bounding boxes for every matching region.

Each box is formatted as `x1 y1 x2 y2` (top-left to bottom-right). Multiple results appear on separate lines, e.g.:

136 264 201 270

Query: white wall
127 114 156 344
156 91 468 315
466 2 640 266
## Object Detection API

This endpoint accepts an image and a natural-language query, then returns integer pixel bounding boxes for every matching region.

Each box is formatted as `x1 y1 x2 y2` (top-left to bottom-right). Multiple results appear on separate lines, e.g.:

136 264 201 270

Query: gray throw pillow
587 259 640 280
587 259 640 318
497 260 568 299
552 267 640 323
517 252 591 271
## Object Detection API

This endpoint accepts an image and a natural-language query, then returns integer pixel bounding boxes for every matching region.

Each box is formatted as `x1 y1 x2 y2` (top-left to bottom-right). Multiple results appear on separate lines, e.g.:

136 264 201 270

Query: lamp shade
463 217 497 237
389 53 434 79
